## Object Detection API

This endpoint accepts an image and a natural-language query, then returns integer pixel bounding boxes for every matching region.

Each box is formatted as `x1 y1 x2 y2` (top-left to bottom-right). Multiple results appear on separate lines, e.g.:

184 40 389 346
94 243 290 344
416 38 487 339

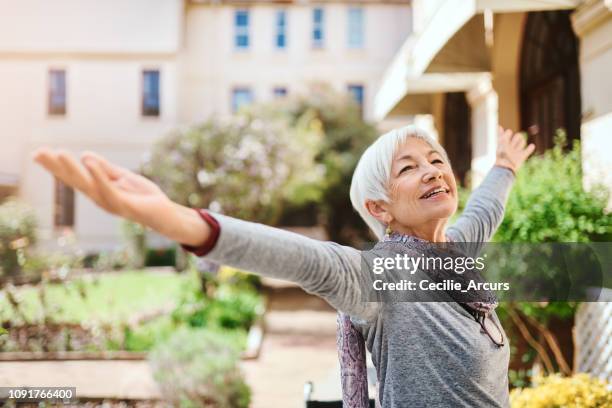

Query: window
232 88 253 113
142 70 160 117
347 7 364 48
273 87 288 98
276 10 287 49
235 10 250 50
54 178 74 227
312 7 325 48
48 69 66 116
347 84 364 116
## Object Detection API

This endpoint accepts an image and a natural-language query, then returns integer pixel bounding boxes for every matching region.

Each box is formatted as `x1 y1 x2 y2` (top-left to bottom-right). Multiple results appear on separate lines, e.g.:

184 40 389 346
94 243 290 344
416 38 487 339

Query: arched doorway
520 10 581 153
443 92 472 186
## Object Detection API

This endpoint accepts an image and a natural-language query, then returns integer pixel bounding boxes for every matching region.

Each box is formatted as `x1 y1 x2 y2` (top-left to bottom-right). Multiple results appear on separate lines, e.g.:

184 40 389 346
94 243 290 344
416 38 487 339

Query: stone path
0 360 160 400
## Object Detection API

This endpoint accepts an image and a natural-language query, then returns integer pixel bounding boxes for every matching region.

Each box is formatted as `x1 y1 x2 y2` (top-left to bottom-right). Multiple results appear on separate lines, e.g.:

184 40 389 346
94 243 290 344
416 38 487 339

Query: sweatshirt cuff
180 208 221 257
493 164 516 178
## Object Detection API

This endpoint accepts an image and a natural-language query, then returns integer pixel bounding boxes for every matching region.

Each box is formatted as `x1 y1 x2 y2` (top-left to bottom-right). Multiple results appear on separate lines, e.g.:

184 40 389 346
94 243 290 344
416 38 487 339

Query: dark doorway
444 92 472 186
520 10 581 154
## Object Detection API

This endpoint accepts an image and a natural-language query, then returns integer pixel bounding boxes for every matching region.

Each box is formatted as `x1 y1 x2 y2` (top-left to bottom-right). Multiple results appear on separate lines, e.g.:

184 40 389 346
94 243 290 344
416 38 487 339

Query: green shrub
172 276 263 331
510 373 612 408
145 246 177 268
495 132 611 243
487 132 611 382
0 198 38 278
149 327 251 408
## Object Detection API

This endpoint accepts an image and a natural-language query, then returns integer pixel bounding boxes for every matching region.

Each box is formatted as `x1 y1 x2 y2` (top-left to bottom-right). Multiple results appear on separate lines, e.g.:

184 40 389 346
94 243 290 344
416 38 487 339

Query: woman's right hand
32 148 210 246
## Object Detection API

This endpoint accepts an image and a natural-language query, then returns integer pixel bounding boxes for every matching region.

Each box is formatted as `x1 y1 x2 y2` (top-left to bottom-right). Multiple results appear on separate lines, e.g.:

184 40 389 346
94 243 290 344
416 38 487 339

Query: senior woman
32 125 534 407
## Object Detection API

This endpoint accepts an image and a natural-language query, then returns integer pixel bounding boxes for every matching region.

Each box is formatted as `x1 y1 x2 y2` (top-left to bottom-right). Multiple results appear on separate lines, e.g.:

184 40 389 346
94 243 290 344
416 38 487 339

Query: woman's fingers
81 151 127 181
522 143 536 160
56 151 96 195
511 132 526 149
82 157 128 217
33 148 66 179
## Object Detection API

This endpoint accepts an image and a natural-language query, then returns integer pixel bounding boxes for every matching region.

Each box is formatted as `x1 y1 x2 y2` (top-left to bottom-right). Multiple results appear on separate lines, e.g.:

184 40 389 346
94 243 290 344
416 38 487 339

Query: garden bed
0 269 265 360
0 313 264 361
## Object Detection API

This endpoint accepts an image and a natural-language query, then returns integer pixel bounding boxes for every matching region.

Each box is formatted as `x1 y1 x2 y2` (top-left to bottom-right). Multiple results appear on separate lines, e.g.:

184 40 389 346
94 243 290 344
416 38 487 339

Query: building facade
0 0 411 251
374 0 612 203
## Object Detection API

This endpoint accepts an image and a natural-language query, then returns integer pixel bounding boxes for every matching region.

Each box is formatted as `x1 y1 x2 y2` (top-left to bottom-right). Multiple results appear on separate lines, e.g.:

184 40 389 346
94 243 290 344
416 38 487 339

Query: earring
385 224 392 236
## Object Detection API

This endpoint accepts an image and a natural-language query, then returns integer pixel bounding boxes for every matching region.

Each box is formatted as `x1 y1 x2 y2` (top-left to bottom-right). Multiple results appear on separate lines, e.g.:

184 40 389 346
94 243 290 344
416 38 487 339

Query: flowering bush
0 198 37 278
510 373 612 407
149 327 250 408
142 112 323 225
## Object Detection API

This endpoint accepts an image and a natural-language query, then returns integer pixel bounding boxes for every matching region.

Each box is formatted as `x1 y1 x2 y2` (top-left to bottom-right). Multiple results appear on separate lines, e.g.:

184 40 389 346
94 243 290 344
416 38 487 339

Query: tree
249 83 379 245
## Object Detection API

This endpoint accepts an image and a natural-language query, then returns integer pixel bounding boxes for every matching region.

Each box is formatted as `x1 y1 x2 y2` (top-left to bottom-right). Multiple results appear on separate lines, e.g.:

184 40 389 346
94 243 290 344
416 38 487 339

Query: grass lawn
0 270 190 324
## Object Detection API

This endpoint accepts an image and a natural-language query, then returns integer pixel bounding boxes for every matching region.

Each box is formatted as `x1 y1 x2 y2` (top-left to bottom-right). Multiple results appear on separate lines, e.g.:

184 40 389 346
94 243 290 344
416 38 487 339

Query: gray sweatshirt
202 166 515 408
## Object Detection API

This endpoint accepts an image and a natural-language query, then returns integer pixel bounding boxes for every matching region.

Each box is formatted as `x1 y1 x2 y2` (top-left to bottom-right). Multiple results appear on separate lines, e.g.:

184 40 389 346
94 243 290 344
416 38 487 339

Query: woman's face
383 137 458 230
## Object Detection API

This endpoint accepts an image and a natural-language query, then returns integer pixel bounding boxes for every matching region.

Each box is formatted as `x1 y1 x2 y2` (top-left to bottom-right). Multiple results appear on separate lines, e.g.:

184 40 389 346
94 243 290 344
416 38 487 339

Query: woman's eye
432 159 443 164
399 165 414 174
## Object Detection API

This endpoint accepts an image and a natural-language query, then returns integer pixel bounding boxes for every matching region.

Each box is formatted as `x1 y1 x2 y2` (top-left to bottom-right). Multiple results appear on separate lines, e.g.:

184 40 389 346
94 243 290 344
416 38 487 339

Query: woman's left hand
495 126 536 175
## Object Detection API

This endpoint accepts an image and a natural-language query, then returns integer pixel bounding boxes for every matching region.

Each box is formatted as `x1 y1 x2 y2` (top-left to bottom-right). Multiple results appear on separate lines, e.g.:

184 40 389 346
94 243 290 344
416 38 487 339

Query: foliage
0 271 186 325
91 249 130 271
1 269 258 353
482 132 612 380
141 112 323 225
120 220 147 269
510 373 612 408
250 83 379 244
494 131 611 243
149 327 251 408
172 267 264 331
0 198 38 278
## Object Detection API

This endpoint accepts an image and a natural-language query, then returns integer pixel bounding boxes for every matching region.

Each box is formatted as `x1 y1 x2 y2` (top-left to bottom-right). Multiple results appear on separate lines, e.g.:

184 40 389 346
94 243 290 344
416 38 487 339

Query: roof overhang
374 0 580 120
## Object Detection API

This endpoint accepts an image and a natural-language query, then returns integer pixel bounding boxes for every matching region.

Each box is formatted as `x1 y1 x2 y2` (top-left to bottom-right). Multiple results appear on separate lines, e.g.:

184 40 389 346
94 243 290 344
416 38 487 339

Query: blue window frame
232 88 253 113
142 70 160 117
273 87 288 98
347 7 364 48
235 10 250 50
48 69 66 116
312 7 325 48
276 10 287 49
347 84 364 116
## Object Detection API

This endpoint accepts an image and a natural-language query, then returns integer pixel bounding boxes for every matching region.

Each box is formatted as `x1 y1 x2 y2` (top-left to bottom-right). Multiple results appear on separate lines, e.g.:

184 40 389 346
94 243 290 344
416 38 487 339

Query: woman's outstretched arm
447 127 535 243
31 148 378 322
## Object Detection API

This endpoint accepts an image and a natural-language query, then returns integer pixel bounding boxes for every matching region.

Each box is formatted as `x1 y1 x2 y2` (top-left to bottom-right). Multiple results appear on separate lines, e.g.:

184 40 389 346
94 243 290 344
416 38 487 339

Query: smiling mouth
420 188 450 199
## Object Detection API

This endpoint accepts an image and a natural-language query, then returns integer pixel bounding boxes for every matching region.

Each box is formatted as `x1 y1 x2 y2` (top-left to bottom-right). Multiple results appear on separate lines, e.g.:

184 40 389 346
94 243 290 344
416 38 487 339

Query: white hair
349 125 451 240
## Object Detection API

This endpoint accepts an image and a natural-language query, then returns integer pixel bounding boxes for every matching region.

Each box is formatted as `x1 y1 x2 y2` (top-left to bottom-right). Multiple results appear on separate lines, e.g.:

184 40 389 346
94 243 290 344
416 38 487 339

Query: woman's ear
365 200 392 225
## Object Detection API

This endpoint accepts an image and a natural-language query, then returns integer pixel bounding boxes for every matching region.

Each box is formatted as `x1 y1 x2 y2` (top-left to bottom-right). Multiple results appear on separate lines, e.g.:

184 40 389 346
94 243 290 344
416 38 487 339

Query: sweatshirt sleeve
184 212 379 322
447 165 515 243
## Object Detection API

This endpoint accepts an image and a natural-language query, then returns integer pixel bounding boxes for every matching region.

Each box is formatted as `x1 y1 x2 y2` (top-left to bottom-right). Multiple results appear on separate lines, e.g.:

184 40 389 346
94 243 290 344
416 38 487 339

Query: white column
414 114 440 141
467 78 498 189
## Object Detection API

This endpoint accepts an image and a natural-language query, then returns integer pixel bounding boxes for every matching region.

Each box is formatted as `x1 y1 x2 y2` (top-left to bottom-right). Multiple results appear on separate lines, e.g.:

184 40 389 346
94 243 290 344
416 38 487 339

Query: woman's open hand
31 148 210 246
495 126 536 175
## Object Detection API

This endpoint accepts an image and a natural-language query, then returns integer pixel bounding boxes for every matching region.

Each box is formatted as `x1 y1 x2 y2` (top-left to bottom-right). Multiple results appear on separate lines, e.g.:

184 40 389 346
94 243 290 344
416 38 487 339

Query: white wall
0 0 182 54
576 11 612 209
179 3 412 123
0 57 180 252
0 0 412 252
0 0 183 252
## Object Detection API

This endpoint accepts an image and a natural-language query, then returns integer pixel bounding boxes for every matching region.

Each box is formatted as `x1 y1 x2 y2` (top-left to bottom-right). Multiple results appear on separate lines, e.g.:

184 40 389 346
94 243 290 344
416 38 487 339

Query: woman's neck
391 220 447 243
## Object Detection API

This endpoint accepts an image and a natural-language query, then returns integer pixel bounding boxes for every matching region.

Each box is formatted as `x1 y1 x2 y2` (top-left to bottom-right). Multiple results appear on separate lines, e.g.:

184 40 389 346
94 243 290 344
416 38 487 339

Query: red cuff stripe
180 208 221 256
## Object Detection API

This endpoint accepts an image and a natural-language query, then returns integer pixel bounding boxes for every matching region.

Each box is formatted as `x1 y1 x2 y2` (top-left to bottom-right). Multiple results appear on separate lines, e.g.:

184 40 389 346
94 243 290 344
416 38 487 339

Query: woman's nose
422 163 443 182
